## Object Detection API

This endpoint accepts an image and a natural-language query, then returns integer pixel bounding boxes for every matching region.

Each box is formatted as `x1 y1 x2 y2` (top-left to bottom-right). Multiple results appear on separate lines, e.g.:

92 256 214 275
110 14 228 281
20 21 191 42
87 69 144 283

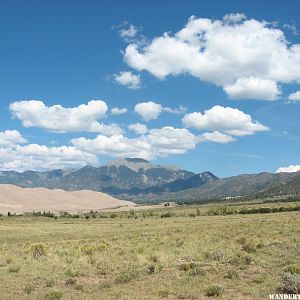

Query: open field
0 202 299 299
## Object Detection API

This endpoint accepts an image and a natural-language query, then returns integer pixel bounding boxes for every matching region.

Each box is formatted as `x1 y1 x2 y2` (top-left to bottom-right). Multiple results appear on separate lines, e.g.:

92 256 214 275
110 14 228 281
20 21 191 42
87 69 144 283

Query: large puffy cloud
9 100 122 135
0 130 98 171
146 127 199 156
223 77 281 100
124 14 300 100
0 130 27 146
71 126 199 160
114 71 141 89
6 145 98 171
182 105 269 136
88 123 123 135
276 165 300 173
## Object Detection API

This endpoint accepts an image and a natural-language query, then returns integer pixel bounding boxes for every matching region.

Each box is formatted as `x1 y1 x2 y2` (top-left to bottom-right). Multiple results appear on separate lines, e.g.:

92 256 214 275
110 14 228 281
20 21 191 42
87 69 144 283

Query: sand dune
0 184 135 214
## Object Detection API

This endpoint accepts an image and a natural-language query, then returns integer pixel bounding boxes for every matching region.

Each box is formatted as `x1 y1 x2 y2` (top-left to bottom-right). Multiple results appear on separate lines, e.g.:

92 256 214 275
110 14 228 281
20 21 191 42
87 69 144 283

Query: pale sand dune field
0 184 135 214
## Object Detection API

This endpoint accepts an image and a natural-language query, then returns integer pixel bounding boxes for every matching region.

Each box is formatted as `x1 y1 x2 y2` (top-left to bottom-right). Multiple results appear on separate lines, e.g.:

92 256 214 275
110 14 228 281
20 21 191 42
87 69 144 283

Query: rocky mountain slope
0 158 197 195
0 158 299 203
132 171 296 202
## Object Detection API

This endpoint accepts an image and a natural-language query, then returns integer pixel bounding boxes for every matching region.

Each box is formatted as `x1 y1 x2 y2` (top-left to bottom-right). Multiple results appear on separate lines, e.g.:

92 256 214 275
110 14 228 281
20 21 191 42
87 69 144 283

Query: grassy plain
0 201 299 299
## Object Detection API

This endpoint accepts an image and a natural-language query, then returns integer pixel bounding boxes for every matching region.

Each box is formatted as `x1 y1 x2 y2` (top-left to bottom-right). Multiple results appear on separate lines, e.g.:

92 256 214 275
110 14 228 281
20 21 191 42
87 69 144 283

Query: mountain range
0 157 299 203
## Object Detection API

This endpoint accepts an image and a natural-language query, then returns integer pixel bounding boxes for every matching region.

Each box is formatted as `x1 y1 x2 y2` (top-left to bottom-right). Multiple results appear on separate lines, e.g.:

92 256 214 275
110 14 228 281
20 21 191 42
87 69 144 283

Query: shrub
41 211 55 218
242 242 256 253
281 273 300 294
283 264 300 275
31 243 47 258
158 290 169 298
114 270 138 284
45 291 64 300
23 284 33 294
230 253 252 267
80 241 109 255
45 279 55 287
147 264 156 274
204 250 225 261
253 274 266 284
5 258 12 264
74 284 84 291
236 236 247 245
178 262 198 271
188 267 205 277
65 269 78 278
8 265 20 273
65 277 76 285
149 255 159 263
224 269 239 279
204 285 224 297
160 212 172 218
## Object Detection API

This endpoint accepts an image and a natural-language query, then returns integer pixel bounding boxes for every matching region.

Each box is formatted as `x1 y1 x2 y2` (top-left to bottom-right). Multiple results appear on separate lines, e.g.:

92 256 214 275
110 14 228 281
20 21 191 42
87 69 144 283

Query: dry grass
0 202 299 299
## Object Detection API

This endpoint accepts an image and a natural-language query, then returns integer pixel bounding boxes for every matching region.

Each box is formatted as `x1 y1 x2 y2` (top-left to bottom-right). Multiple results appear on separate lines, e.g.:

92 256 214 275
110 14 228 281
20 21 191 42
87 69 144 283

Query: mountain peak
124 158 149 163
105 158 184 173
105 157 153 172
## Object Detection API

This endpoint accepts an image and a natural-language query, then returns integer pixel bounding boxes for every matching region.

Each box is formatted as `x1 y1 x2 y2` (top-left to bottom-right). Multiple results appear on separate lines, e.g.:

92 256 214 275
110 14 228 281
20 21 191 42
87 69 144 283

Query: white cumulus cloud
223 13 247 23
114 71 141 89
134 101 162 121
71 126 199 160
134 101 187 121
276 165 300 173
200 131 236 143
287 91 300 102
223 77 280 100
9 100 122 135
123 14 300 100
128 123 148 135
0 130 27 146
182 105 269 136
0 130 98 171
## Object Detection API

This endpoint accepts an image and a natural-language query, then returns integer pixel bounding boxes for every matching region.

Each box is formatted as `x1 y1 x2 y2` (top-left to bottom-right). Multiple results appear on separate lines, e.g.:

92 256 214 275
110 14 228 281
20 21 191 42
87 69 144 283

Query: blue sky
0 0 300 177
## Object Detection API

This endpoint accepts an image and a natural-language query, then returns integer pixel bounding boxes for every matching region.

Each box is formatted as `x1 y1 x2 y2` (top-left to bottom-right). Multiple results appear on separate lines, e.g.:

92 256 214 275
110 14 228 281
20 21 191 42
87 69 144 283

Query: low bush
158 290 169 298
114 270 138 284
283 264 300 275
31 243 47 258
23 284 33 294
160 212 172 218
281 272 300 294
224 269 239 279
204 285 224 297
45 291 64 300
65 277 76 285
8 265 20 273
